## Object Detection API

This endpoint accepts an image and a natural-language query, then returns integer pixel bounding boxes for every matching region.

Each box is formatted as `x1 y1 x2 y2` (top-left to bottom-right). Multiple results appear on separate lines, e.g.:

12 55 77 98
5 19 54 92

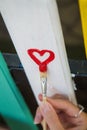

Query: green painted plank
0 52 38 130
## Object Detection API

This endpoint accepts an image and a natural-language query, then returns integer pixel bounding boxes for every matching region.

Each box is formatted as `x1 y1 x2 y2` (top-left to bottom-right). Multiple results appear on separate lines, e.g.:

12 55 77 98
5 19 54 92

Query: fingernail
34 113 42 124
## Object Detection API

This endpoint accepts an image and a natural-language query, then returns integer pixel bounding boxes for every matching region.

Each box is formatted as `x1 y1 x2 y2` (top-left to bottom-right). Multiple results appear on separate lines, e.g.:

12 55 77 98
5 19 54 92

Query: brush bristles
40 71 47 78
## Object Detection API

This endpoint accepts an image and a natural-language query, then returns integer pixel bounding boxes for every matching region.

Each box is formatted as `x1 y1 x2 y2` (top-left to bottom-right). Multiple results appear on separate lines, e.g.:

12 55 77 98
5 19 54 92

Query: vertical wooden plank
0 0 76 104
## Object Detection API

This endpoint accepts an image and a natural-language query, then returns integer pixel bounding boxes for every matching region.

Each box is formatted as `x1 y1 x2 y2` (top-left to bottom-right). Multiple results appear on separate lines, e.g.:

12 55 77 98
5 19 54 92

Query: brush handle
42 119 47 130
42 96 47 130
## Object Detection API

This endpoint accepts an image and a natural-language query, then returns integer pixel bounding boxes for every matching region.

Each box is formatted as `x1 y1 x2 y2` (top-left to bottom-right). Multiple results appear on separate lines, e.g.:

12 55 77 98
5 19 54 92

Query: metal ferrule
41 77 47 98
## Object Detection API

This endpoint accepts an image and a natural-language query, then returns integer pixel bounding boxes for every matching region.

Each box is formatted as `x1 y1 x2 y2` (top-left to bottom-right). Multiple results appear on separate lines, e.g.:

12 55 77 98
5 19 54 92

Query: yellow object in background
79 0 87 57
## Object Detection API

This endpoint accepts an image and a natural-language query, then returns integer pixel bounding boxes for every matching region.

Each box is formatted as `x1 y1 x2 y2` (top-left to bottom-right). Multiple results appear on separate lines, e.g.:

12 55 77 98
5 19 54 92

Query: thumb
40 102 64 130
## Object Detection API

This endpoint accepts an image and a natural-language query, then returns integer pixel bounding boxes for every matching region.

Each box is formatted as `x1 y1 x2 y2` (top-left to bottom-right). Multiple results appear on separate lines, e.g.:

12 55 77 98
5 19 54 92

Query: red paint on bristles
39 63 47 72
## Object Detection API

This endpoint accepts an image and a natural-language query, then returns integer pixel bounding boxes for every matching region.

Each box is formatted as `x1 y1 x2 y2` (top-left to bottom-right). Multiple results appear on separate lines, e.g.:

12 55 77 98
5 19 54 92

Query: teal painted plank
0 52 38 130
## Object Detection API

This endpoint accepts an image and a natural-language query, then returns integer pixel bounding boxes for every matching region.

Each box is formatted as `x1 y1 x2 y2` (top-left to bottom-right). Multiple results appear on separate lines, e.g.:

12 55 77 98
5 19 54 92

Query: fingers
47 98 81 117
38 94 42 101
35 94 87 130
34 102 64 130
38 93 80 117
38 93 68 101
34 107 43 124
39 102 64 130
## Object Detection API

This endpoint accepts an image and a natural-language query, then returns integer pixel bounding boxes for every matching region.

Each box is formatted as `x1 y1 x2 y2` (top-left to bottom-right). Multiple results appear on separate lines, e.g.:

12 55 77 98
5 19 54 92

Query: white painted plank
0 0 77 104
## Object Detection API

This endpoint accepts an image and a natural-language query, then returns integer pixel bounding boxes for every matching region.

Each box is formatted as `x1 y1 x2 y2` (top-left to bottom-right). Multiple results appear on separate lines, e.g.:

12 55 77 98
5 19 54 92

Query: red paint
39 63 47 72
27 49 55 72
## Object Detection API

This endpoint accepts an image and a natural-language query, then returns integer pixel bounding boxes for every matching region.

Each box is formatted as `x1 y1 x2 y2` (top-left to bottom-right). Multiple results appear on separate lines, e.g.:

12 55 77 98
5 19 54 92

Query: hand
34 94 87 130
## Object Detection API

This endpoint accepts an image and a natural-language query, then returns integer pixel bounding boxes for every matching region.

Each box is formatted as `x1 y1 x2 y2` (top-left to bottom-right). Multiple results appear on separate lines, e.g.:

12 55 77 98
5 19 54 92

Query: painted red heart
27 49 55 72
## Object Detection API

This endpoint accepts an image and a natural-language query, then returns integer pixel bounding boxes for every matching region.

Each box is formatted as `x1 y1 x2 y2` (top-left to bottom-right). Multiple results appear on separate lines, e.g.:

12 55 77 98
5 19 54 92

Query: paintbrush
27 49 55 130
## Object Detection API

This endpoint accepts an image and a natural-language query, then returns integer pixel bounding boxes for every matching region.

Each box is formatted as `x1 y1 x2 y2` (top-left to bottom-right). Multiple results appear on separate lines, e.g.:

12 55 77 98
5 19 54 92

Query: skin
34 94 87 130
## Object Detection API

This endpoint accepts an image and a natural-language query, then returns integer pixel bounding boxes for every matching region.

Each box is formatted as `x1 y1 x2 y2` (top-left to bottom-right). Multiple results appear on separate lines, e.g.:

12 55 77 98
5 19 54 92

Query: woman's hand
34 94 87 130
